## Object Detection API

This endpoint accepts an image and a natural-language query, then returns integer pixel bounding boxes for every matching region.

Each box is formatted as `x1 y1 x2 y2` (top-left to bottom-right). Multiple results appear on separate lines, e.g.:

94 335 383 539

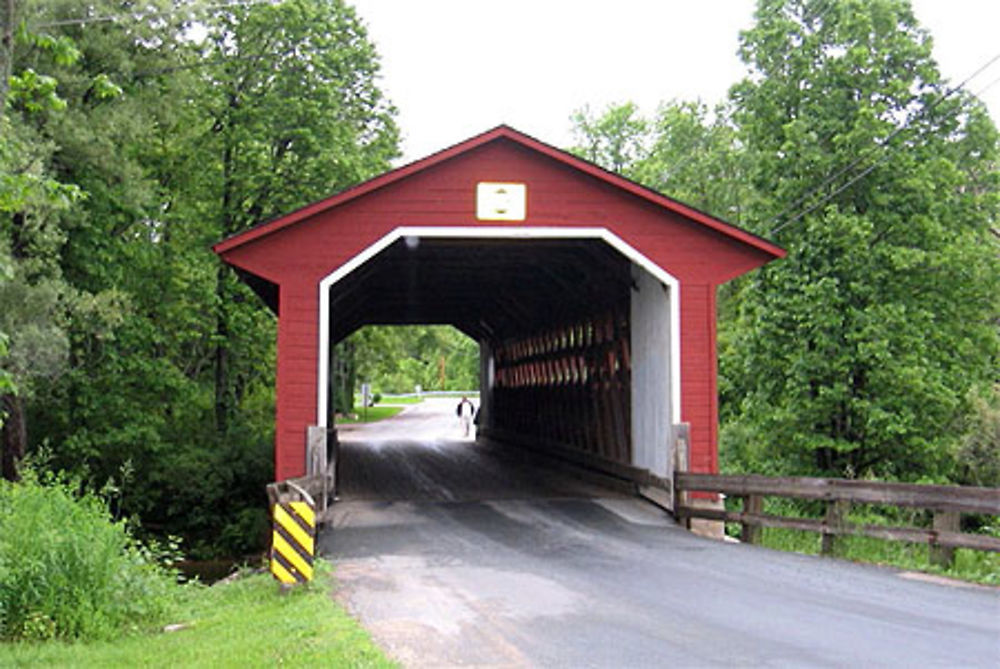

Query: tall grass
0 473 177 641
0 563 395 667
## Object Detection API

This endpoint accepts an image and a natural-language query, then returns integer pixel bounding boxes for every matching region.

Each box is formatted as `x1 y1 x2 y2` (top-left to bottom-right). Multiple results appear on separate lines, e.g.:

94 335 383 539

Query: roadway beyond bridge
320 398 1000 668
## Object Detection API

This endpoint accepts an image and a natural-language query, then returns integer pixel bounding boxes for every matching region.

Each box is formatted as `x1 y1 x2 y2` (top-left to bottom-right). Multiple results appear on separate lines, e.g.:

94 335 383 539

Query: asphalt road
321 398 1000 668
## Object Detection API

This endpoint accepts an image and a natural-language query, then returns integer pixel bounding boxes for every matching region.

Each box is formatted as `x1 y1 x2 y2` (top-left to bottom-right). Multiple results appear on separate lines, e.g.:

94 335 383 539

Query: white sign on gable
476 182 526 221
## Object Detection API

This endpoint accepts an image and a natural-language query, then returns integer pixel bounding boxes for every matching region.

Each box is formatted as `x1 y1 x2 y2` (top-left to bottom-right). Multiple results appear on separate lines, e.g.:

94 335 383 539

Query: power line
772 154 884 235
770 50 1000 236
770 50 1000 232
28 2 377 83
803 0 839 27
973 73 1000 99
32 0 280 29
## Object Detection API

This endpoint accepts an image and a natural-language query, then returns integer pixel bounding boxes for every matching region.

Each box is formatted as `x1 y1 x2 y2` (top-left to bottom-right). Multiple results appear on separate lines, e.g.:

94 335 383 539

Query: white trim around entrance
316 226 682 428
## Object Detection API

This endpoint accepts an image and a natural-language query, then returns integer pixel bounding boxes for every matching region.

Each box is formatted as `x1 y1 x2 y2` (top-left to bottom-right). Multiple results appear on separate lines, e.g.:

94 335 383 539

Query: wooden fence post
673 423 690 529
821 499 851 556
931 511 960 567
666 473 999 562
306 426 330 516
741 495 763 545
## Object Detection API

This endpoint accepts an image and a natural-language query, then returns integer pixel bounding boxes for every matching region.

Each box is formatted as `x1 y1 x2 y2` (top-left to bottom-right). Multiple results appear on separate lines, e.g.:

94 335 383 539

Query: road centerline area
320 399 999 668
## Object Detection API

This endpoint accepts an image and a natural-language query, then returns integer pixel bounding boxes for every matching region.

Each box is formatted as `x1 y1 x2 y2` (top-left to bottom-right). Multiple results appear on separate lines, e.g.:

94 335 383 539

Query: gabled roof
213 124 784 259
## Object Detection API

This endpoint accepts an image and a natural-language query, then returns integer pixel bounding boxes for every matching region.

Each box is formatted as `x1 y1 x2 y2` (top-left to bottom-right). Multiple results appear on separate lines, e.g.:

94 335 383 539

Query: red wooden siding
221 140 777 287
679 284 718 474
215 127 783 481
275 281 317 480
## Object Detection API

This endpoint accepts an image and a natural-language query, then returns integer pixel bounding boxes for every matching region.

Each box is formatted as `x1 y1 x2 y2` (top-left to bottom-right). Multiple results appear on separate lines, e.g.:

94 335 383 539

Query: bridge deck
335 438 629 505
332 397 630 505
319 401 1000 667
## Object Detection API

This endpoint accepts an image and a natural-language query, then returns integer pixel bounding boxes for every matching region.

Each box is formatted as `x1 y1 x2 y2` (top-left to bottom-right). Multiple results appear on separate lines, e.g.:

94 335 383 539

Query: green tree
570 100 752 223
571 101 649 174
638 102 753 225
0 4 94 479
5 0 397 555
720 0 1000 480
196 0 398 437
954 385 1000 488
350 325 480 397
11 0 204 494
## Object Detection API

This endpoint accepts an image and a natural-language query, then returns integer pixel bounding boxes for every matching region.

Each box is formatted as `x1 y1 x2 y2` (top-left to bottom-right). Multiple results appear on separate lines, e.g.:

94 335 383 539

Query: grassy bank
0 564 394 668
744 526 1000 585
336 405 405 424
723 498 1000 586
378 395 424 405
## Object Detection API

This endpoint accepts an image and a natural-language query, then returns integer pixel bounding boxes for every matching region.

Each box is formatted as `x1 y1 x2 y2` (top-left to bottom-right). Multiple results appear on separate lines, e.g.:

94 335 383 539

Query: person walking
456 396 475 437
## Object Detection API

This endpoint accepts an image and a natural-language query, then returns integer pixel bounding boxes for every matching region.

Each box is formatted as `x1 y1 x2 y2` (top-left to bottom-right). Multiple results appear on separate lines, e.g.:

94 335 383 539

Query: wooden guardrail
266 471 334 519
674 473 1000 566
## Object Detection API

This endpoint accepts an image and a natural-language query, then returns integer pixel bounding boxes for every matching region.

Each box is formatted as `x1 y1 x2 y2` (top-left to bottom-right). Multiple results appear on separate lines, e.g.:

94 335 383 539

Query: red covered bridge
213 126 783 505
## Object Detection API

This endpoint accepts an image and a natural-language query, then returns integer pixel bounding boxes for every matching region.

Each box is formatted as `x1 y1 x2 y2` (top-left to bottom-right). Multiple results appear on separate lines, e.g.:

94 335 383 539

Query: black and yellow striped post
270 498 316 585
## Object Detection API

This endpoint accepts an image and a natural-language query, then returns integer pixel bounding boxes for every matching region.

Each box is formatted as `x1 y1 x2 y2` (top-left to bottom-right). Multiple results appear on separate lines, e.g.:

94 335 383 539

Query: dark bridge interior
326 237 633 343
324 235 639 477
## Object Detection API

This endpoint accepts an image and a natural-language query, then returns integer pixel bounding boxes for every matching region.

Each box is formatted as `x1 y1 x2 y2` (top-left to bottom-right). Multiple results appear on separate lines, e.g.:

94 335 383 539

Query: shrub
954 385 1000 488
0 473 177 641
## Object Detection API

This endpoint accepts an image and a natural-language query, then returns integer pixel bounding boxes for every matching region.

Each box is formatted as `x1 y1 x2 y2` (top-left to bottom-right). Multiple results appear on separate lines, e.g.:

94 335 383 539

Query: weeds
723 496 1000 585
0 472 178 641
0 562 395 667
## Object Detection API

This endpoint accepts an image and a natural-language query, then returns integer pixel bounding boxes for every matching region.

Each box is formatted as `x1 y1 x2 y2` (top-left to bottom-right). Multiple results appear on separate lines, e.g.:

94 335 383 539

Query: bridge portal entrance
318 228 680 492
214 126 783 506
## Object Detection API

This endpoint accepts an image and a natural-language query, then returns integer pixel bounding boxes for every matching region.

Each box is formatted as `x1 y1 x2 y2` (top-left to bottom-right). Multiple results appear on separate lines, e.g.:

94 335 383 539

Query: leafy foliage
722 0 1000 480
0 561 393 667
571 100 751 222
0 471 177 641
571 101 650 175
1 0 994 576
954 386 1000 488
573 0 1000 485
194 0 398 436
2 0 398 555
350 325 480 396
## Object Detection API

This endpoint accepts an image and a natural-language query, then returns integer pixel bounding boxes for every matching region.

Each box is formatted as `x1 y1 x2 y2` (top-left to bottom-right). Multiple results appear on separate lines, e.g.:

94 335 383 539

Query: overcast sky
348 0 1000 163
